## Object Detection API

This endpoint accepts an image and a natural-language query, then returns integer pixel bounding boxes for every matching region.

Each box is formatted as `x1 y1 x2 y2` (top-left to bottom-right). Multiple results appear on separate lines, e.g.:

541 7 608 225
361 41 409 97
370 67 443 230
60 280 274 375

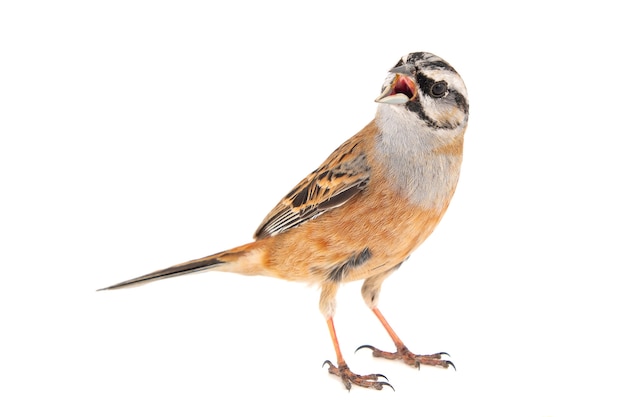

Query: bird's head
376 52 469 131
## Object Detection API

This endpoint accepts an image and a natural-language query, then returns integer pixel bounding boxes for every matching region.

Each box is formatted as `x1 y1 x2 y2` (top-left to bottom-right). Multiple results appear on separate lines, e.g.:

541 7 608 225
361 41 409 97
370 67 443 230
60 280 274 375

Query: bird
99 51 469 390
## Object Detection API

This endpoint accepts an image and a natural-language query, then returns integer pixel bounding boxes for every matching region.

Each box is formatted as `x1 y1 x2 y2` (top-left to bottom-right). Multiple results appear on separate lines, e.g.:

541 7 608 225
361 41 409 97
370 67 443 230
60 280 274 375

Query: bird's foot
356 345 455 370
323 360 394 391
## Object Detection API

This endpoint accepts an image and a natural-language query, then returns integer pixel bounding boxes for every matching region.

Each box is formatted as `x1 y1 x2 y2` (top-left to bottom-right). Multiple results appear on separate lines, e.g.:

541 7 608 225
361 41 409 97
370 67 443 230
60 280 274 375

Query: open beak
375 65 417 105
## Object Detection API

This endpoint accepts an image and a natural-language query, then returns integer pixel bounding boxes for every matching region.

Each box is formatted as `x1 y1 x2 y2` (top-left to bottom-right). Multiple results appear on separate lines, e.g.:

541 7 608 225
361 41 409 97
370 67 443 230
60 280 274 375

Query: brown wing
254 139 371 239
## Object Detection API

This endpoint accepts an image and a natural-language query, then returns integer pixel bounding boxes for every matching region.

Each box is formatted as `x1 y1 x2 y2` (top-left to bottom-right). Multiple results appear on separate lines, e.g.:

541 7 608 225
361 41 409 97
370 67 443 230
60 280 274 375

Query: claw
355 344 455 371
355 344 376 353
323 359 393 391
380 381 395 391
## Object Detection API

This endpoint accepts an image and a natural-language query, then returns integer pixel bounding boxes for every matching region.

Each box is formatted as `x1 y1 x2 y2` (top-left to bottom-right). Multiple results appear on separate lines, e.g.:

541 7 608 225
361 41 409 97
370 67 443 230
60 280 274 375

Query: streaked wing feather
254 141 370 239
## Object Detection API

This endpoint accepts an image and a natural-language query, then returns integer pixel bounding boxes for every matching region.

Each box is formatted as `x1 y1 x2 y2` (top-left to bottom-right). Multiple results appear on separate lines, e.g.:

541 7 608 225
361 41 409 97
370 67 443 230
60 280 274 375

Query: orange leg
323 317 393 390
357 307 455 370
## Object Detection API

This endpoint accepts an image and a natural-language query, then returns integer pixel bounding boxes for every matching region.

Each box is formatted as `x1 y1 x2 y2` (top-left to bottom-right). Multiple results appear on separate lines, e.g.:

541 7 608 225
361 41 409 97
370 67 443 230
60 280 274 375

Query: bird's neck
373 105 464 210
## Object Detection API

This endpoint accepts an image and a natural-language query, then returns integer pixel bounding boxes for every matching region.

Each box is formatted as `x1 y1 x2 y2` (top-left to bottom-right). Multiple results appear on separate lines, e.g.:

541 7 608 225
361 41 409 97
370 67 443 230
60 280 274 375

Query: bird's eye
429 81 448 98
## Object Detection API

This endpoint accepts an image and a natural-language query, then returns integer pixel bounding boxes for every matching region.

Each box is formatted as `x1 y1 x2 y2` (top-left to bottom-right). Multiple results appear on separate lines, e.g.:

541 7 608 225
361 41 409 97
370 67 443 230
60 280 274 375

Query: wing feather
254 140 371 239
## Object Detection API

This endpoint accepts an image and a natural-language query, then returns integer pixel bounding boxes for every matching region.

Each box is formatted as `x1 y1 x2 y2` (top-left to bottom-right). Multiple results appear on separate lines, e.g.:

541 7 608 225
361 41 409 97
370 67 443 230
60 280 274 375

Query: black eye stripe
416 73 441 97
402 72 468 129
454 93 469 114
415 73 468 111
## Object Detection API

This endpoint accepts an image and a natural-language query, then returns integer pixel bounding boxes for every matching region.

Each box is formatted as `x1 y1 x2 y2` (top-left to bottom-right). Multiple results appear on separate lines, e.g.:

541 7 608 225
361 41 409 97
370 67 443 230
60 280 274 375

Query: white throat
373 104 463 209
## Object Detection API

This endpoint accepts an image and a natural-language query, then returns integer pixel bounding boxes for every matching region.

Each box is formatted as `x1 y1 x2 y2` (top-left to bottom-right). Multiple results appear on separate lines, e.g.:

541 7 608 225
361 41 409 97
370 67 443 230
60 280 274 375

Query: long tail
97 243 256 291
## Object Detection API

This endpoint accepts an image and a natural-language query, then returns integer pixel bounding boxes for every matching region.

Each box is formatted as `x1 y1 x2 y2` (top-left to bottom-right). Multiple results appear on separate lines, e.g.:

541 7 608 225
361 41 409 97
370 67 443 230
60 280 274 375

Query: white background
1 1 624 416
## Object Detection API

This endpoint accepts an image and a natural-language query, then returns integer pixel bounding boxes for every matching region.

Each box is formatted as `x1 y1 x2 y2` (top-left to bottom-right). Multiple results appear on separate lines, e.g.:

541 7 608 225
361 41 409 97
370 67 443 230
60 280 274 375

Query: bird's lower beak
375 73 418 105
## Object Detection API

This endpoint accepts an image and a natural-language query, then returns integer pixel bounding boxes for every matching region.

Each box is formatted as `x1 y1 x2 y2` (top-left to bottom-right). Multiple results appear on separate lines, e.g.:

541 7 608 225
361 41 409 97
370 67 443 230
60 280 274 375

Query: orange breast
259 166 452 284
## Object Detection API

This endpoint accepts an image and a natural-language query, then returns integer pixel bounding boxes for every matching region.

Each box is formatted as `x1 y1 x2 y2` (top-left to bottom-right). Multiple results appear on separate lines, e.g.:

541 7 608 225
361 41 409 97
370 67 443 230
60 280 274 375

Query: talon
342 379 352 391
380 381 395 391
355 344 376 353
357 343 456 371
323 359 392 391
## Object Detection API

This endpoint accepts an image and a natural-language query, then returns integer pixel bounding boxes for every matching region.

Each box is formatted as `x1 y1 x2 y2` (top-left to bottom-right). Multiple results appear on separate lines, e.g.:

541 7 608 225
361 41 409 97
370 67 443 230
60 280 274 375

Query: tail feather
98 253 226 291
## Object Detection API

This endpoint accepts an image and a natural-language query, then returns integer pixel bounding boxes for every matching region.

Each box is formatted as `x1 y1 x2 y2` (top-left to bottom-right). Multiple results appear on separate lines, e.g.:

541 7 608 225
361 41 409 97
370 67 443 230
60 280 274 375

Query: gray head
376 52 469 131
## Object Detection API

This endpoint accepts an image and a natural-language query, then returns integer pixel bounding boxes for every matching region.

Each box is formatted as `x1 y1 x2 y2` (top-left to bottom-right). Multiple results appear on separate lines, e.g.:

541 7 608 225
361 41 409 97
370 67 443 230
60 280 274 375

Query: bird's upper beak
375 64 418 105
